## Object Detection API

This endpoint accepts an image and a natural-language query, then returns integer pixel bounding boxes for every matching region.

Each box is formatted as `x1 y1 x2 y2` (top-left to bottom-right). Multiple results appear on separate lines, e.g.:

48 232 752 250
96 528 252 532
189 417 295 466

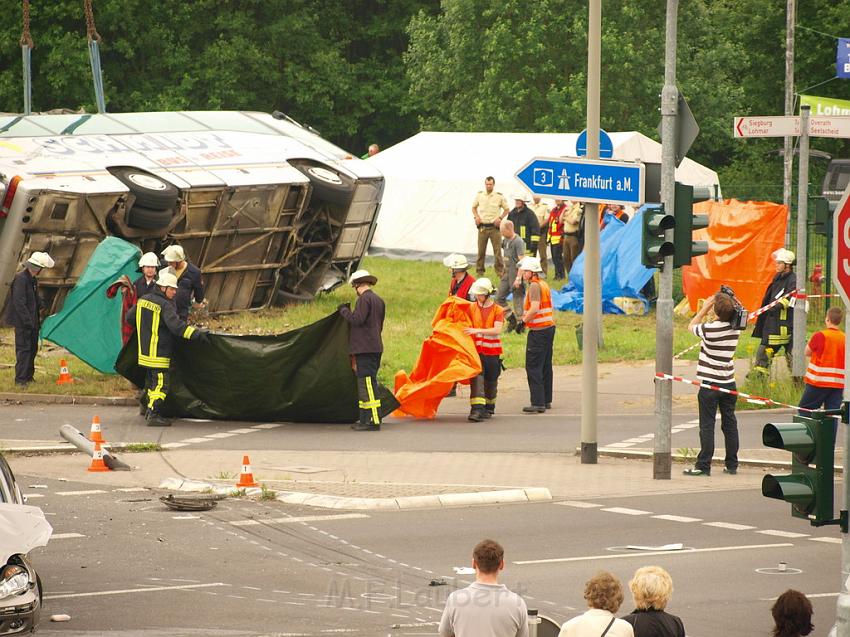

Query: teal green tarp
40 238 141 373
115 311 399 424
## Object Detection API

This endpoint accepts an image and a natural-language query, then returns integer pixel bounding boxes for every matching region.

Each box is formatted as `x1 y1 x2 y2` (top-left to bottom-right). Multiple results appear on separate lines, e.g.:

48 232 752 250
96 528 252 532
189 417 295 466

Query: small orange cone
89 415 106 444
56 359 74 385
87 440 110 472
235 455 259 488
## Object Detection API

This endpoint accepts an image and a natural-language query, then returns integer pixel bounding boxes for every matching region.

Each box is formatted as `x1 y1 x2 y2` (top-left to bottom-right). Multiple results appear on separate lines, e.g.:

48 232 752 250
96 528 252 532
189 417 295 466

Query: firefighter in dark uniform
507 194 541 256
6 252 53 386
162 244 206 321
134 252 160 301
339 269 388 431
126 270 209 426
751 248 796 376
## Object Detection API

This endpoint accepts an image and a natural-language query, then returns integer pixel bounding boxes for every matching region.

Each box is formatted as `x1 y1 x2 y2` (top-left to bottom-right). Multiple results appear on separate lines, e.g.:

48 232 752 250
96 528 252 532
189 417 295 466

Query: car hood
0 503 52 563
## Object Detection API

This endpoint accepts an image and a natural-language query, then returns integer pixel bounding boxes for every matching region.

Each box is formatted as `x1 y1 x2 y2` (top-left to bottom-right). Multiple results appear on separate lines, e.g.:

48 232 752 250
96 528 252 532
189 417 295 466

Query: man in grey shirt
439 539 529 637
496 220 527 333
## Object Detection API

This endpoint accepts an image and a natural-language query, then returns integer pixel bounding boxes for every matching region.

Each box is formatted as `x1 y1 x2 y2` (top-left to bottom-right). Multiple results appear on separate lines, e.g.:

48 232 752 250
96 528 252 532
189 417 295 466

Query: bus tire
293 163 354 207
110 167 180 209
126 205 174 230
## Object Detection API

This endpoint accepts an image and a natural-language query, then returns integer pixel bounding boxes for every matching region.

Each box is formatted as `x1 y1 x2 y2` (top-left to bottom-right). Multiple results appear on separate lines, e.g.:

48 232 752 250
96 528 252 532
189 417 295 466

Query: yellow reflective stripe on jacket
183 326 195 339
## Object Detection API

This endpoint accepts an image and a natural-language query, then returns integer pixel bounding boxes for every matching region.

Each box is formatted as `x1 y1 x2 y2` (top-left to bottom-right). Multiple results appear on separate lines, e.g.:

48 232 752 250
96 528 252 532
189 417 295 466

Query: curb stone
158 477 552 510
0 392 136 406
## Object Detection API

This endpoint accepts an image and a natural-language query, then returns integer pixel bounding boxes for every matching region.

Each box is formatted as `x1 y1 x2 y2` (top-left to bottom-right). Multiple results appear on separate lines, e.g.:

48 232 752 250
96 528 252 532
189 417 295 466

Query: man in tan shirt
530 197 550 276
561 201 584 276
472 177 510 277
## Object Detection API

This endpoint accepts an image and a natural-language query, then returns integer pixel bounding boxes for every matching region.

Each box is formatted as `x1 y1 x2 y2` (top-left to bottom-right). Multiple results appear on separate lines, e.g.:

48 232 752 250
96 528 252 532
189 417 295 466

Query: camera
719 285 748 330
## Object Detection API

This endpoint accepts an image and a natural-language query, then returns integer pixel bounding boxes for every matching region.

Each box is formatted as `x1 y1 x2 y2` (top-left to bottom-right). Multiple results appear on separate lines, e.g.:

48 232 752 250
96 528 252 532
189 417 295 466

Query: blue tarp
551 207 656 314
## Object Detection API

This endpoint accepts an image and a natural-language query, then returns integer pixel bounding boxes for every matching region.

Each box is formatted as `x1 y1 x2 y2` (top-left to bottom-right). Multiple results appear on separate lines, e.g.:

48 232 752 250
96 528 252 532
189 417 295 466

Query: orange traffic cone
87 440 110 472
89 415 106 444
56 359 74 385
235 455 259 488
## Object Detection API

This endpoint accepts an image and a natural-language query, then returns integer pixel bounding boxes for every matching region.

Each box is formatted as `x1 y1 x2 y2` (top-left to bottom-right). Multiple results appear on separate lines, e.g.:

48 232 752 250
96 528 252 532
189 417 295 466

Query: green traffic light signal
640 204 675 268
672 182 710 268
761 414 837 525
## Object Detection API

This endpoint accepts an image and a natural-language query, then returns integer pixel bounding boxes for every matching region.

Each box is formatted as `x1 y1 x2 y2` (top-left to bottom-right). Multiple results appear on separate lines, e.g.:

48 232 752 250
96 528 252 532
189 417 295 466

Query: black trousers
470 354 501 411
549 243 565 279
355 353 383 426
696 383 739 472
143 368 171 415
526 326 555 407
14 326 39 385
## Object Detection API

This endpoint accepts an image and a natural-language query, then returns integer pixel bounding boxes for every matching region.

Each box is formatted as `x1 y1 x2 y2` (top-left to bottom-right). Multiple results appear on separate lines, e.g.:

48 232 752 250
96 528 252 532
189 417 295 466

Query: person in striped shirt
683 291 741 477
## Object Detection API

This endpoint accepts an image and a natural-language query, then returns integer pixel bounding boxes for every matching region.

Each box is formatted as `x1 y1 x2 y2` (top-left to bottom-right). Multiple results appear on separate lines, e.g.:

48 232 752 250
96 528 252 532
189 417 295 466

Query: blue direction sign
515 156 644 206
576 128 614 158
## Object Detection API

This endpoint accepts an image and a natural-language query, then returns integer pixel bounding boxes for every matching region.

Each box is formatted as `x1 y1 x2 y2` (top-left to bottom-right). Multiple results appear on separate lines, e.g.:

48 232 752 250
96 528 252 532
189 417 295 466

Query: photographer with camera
683 290 743 477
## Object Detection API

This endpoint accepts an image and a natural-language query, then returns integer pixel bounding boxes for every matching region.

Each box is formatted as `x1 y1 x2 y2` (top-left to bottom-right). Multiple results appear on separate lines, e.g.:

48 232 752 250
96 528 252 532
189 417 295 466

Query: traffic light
640 204 674 268
672 182 710 268
761 414 837 526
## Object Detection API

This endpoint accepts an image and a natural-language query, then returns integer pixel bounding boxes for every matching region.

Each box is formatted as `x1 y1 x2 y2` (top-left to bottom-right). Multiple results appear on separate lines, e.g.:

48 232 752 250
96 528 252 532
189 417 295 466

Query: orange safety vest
804 327 845 388
524 278 555 329
470 302 504 356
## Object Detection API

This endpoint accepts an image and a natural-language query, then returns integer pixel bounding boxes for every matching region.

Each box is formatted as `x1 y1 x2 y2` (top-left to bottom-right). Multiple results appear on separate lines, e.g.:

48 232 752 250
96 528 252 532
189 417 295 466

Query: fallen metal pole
59 424 131 471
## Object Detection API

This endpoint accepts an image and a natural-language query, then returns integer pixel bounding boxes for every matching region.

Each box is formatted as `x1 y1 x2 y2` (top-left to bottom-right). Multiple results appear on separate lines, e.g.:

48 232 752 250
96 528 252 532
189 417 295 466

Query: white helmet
517 256 543 273
162 244 186 262
349 269 377 286
138 252 160 268
513 193 530 203
772 248 795 265
442 253 470 270
27 251 54 269
156 270 179 289
470 277 495 296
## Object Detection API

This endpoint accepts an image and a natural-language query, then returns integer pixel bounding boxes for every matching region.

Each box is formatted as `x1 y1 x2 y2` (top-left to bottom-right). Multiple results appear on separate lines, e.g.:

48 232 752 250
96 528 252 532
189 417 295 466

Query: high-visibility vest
524 278 555 329
805 327 845 388
470 302 504 356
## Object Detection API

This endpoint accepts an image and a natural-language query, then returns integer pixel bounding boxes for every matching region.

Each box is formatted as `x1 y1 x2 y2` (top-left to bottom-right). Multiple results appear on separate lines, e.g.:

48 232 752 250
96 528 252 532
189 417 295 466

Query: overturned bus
0 110 383 315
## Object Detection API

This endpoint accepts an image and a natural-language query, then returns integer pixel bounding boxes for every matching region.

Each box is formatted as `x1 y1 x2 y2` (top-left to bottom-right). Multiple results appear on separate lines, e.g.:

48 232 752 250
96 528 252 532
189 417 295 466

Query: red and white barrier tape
807 293 841 299
654 372 829 413
747 288 797 321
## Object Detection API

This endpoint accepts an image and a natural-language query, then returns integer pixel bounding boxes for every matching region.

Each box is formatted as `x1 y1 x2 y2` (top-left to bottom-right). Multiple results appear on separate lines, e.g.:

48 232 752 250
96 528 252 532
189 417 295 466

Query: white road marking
230 513 369 527
45 582 227 600
228 428 259 434
757 529 810 538
55 490 107 496
252 423 283 429
601 507 651 516
653 514 702 523
51 533 85 540
555 501 602 508
160 442 189 449
603 442 636 448
703 521 757 531
180 437 213 444
114 487 148 493
810 537 841 544
514 543 794 565
172 515 200 520
24 493 44 498
761 592 839 601
206 432 238 439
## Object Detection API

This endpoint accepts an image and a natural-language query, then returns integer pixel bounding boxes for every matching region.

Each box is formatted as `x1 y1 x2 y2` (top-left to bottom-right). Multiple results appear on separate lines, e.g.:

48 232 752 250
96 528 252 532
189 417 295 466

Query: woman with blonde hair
559 571 633 637
621 566 685 637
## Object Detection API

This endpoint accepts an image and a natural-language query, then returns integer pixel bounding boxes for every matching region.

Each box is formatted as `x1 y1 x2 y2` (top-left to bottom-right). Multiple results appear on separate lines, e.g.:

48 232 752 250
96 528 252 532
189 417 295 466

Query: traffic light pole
580 0 601 464
653 0 678 480
792 105 809 380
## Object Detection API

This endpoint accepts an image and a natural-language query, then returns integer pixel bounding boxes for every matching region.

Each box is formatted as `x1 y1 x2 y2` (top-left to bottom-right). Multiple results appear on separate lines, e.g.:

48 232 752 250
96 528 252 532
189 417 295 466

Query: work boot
522 405 546 414
545 403 552 410
351 422 381 431
139 402 148 416
485 404 495 416
480 409 492 419
467 407 485 422
146 413 172 427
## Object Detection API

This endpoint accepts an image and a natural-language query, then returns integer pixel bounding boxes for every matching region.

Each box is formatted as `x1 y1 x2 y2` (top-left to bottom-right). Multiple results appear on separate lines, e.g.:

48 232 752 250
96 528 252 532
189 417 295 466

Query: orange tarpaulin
682 199 787 313
393 297 483 419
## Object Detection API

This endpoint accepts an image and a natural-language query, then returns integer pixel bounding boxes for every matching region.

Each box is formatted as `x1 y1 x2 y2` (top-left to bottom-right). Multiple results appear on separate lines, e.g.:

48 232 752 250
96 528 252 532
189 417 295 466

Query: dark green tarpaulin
115 311 398 423
40 237 141 373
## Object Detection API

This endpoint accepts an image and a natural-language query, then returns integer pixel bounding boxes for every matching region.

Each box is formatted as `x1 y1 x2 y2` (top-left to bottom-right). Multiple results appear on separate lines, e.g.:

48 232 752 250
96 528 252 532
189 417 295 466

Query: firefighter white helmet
156 271 179 289
470 277 495 296
772 248 795 265
27 252 54 269
161 245 186 262
138 252 160 268
442 253 470 270
517 256 543 273
349 269 377 286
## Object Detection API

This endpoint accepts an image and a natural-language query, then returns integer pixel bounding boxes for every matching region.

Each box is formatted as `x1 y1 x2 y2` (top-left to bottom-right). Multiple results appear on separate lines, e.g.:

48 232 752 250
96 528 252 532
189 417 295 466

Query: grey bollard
528 609 540 637
59 424 131 471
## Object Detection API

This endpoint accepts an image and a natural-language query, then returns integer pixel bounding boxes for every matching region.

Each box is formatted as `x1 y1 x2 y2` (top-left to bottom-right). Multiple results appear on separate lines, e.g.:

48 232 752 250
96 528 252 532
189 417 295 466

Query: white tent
368 131 721 259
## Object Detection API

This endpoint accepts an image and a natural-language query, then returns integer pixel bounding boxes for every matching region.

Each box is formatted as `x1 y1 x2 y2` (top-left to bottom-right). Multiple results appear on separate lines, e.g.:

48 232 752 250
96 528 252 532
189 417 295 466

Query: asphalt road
24 474 840 637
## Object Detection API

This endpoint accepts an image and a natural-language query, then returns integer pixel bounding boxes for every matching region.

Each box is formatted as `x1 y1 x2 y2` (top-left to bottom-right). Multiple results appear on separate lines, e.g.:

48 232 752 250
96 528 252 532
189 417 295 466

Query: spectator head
513 194 528 209
584 571 624 613
484 176 495 193
827 306 843 327
629 566 673 611
713 292 736 323
771 589 813 637
533 196 541 204
500 219 515 238
472 539 504 575
367 143 380 157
